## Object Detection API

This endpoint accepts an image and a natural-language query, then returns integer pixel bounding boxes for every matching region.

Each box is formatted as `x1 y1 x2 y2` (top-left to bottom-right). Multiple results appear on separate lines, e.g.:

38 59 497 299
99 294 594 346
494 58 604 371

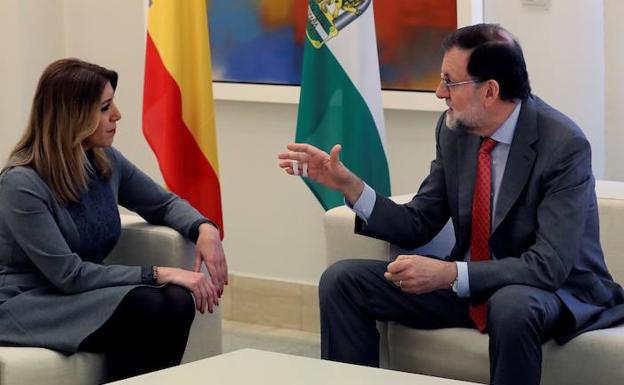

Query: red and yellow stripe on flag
143 0 223 238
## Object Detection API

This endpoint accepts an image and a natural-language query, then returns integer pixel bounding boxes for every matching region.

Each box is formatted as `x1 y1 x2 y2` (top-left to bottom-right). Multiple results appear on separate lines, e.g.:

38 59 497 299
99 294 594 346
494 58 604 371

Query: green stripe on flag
296 40 391 210
306 23 322 45
309 2 333 33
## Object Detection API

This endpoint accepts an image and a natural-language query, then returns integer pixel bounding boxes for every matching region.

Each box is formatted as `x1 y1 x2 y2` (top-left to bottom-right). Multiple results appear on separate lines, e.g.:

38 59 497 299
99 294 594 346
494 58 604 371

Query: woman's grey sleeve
0 170 142 294
111 148 206 239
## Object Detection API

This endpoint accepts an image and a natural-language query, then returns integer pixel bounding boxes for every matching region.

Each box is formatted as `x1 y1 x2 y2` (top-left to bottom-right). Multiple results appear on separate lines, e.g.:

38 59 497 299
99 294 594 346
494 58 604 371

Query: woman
0 58 228 381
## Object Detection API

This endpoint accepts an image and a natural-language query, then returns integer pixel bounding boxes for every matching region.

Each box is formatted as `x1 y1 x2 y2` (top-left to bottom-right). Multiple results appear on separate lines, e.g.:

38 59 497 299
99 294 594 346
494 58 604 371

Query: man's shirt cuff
346 183 376 223
455 261 470 297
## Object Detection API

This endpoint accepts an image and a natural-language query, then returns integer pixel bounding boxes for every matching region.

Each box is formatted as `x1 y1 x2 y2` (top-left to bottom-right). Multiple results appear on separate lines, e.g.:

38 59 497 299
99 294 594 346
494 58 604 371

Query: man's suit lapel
491 98 539 233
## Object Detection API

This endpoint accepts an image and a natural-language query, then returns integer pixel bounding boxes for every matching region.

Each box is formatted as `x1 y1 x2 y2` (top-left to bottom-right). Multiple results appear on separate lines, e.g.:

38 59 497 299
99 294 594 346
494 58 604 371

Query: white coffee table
107 348 481 384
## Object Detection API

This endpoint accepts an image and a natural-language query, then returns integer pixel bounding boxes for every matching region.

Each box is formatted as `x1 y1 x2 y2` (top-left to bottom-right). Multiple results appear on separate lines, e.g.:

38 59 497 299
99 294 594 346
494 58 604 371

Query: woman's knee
161 284 196 325
124 286 194 326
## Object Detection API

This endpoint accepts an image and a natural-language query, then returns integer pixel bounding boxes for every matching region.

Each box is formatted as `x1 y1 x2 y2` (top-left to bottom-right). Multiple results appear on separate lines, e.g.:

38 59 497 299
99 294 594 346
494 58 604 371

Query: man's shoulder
523 96 592 165
529 95 585 140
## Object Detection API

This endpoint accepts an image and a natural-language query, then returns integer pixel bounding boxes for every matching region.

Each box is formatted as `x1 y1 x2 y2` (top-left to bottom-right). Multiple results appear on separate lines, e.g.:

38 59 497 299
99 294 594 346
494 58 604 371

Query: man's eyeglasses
440 77 481 91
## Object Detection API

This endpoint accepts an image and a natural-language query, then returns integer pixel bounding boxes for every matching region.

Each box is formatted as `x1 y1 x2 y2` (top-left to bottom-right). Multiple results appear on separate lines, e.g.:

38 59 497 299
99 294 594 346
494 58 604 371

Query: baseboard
221 274 320 333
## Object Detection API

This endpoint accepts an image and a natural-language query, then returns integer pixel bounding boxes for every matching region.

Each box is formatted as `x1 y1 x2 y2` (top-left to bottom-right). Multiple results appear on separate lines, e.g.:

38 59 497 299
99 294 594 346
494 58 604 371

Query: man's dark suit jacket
356 95 624 343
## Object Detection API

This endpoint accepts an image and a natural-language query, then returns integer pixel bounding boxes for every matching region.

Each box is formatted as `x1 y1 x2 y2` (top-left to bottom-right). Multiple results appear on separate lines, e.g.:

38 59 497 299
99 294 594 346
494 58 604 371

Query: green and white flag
296 0 391 210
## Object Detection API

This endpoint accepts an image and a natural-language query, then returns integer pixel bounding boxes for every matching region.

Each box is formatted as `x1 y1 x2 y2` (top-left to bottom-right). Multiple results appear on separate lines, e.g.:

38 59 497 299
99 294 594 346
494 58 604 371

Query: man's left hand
384 255 457 294
194 223 228 297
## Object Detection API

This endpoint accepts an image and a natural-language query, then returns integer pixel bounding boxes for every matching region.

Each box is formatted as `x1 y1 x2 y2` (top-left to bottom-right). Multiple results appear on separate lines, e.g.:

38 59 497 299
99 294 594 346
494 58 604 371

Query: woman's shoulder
0 166 52 202
102 146 130 167
102 146 119 160
0 166 45 187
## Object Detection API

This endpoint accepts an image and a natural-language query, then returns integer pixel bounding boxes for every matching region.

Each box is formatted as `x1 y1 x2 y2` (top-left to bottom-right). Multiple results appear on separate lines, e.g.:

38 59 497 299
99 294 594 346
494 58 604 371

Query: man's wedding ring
399 280 403 288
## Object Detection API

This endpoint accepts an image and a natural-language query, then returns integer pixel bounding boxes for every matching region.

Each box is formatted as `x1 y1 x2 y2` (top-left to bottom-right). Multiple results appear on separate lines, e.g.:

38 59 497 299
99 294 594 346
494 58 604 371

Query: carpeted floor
222 320 320 358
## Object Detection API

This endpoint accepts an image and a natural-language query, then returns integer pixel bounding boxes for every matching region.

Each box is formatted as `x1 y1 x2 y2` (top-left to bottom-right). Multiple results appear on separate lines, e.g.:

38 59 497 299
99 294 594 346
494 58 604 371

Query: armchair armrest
105 214 195 269
323 194 455 267
324 205 389 267
106 214 222 363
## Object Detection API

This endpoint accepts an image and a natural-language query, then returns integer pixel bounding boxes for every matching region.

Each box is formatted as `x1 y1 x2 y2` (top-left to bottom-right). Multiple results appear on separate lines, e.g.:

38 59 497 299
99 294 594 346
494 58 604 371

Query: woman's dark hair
2 58 118 203
442 23 531 101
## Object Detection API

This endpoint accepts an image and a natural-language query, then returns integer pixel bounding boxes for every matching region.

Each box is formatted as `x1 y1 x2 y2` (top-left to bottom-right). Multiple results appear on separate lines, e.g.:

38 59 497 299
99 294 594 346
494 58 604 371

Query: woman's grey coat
0 147 204 353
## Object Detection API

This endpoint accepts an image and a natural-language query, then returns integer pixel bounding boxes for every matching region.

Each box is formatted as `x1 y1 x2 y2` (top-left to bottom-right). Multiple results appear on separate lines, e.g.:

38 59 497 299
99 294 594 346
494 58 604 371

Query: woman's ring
399 280 403 288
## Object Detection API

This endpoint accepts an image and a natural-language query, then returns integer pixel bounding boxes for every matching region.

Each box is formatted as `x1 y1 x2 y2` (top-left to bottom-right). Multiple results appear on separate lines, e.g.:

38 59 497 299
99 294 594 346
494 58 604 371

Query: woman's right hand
156 267 218 314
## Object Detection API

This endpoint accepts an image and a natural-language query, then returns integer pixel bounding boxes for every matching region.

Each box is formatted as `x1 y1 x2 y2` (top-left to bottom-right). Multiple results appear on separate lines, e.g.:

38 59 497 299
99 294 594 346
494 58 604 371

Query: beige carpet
222 320 320 358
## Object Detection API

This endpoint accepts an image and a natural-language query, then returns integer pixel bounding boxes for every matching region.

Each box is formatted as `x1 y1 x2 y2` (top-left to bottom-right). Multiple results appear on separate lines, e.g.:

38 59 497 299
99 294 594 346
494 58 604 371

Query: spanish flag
143 0 223 238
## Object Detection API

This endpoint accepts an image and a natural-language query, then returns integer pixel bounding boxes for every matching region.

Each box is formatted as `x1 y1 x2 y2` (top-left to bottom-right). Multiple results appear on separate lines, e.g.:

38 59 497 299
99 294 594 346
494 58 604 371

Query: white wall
0 0 438 284
215 100 437 282
485 0 606 177
63 0 159 183
1 0 621 283
0 0 65 164
604 0 624 180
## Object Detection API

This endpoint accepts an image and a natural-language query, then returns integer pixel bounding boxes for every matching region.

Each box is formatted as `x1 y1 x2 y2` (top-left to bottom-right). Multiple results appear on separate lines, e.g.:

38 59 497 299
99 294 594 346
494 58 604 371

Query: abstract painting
207 0 457 92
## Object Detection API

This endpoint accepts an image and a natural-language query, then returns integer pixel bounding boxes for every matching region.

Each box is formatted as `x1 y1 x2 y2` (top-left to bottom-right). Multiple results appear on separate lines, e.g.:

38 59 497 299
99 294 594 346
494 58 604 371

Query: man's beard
445 101 484 134
447 115 479 133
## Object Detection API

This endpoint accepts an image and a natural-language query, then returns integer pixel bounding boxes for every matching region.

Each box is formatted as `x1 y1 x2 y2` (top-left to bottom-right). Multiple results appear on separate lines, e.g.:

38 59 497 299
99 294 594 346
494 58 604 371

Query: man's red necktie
469 137 497 332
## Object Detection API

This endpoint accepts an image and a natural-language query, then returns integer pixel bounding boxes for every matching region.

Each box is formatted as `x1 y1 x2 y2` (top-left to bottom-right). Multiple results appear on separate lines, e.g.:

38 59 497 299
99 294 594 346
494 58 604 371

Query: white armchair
324 181 624 385
0 215 222 385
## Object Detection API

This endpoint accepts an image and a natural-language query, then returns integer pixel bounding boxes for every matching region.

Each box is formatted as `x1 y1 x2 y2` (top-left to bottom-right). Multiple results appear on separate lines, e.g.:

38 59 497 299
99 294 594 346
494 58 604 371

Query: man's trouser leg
319 259 473 367
488 284 563 385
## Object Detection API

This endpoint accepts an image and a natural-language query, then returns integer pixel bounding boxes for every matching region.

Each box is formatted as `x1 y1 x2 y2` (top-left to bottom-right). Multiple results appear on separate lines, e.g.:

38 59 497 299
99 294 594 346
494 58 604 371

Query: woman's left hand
194 223 228 296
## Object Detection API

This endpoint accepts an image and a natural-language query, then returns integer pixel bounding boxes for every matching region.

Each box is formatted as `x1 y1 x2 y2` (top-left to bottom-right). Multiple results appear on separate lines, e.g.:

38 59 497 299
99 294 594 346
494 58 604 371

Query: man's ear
483 79 500 107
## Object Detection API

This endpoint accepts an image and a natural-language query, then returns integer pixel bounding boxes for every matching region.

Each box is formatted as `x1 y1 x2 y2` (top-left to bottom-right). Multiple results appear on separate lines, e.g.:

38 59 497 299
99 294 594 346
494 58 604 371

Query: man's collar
490 101 522 144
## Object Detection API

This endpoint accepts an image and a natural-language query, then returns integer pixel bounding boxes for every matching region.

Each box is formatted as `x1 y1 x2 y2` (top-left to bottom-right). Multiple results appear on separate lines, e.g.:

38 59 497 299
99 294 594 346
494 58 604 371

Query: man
278 24 624 385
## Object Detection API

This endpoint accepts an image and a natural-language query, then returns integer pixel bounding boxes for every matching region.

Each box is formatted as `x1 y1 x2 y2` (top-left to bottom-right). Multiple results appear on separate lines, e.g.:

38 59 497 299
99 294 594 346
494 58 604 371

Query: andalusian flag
296 0 390 210
143 0 223 237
